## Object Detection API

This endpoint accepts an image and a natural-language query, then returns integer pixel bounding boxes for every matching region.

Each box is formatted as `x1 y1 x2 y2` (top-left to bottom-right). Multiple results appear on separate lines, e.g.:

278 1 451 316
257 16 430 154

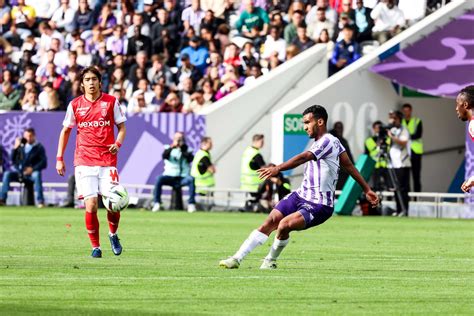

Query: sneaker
109 234 122 256
91 248 102 258
219 257 240 269
260 258 277 270
187 203 196 213
152 203 161 212
37 203 45 209
398 211 407 217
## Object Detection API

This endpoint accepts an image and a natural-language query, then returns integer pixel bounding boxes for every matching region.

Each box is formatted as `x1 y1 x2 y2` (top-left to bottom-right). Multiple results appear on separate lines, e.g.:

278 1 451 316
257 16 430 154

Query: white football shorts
75 166 120 200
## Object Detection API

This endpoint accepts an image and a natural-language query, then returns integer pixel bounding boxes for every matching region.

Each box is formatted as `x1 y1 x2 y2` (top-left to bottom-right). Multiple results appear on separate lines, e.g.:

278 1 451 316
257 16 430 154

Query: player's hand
257 166 279 180
56 161 65 177
109 143 119 155
461 177 474 193
365 190 379 206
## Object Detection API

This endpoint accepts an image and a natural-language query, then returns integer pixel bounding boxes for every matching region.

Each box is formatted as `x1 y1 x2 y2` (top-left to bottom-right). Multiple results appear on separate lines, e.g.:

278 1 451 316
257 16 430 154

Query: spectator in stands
244 64 263 85
215 79 239 101
236 0 270 48
28 0 58 24
20 88 40 112
184 89 212 113
398 0 426 26
329 25 361 76
97 3 117 37
151 82 167 107
284 9 304 45
128 50 149 86
177 36 209 75
330 121 354 190
0 81 21 110
200 9 223 35
73 0 94 37
201 0 229 20
332 12 355 42
240 41 259 72
127 11 150 38
179 77 195 107
371 0 405 44
262 26 286 62
307 6 335 40
0 128 47 208
127 92 157 114
354 0 374 42
200 78 216 103
182 0 205 33
0 0 11 34
159 92 183 112
285 44 301 60
152 8 179 50
175 53 202 88
152 132 196 212
292 23 315 52
50 0 76 33
8 0 36 40
306 0 337 26
190 136 216 195
106 25 128 56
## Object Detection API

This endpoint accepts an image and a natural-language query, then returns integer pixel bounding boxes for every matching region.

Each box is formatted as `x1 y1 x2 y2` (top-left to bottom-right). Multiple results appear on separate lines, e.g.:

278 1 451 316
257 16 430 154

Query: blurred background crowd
0 0 450 114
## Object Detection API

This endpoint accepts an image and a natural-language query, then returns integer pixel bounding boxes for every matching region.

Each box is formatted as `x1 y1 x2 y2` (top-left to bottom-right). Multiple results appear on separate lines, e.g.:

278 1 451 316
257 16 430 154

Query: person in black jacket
353 0 374 42
0 128 47 207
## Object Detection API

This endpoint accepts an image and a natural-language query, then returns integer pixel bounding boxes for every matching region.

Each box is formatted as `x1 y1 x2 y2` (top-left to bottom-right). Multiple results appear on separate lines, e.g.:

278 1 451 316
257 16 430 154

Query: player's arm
109 122 126 154
339 152 379 206
56 126 72 176
258 151 314 180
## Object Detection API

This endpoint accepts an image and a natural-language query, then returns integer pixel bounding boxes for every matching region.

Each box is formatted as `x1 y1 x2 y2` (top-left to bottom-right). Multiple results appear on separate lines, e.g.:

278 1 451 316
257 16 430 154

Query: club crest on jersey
100 102 108 117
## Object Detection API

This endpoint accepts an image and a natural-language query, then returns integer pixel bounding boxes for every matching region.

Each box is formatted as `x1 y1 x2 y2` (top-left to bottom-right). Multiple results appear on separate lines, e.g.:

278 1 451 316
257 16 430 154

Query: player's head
23 127 36 144
456 85 474 122
80 66 102 95
252 134 264 149
201 136 213 151
302 105 328 139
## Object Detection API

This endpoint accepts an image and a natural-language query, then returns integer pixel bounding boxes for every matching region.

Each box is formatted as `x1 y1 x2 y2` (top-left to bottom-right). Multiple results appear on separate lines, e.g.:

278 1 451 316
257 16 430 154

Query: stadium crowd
0 0 449 113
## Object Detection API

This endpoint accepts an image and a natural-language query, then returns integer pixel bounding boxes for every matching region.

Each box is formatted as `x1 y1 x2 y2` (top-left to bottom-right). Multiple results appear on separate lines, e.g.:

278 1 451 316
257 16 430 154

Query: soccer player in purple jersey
219 105 379 269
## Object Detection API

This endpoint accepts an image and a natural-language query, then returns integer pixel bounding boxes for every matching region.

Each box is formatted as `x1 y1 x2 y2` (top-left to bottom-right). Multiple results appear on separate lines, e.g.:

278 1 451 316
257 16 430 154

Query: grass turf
0 207 473 315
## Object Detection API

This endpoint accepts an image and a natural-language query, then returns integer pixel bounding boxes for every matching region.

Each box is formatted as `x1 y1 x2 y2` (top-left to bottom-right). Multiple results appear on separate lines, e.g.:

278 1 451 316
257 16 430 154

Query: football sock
265 237 289 261
107 211 121 235
233 230 268 262
85 212 100 248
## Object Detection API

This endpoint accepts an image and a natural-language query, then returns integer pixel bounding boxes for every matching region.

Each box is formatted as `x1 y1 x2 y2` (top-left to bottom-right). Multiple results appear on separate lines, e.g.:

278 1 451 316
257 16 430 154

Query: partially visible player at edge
55 66 127 258
455 85 474 193
220 105 379 269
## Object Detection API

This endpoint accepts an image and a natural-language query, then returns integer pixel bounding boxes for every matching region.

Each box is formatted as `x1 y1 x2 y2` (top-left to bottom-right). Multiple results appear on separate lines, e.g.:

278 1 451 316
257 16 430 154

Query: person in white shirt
307 6 335 40
26 0 59 21
306 0 337 26
50 0 76 33
387 110 411 216
261 26 286 62
371 0 405 43
181 0 205 33
398 0 426 26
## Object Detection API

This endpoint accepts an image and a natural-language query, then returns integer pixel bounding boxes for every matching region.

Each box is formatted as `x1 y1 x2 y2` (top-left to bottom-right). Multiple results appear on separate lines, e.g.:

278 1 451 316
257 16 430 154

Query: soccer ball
102 185 129 212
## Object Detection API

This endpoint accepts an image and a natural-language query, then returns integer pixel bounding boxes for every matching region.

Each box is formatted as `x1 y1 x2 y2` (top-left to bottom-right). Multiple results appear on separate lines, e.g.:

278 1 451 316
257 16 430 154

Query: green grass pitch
1 207 473 315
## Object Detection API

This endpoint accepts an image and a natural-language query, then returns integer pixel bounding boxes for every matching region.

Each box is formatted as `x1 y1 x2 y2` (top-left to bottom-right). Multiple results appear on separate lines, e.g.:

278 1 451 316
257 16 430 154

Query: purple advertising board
0 112 206 185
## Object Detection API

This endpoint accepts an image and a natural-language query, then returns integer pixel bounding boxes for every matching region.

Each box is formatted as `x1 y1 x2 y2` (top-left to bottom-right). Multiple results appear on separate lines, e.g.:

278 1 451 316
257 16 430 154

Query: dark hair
402 103 412 110
79 66 102 83
293 9 304 15
302 105 328 124
372 120 383 128
459 85 474 108
252 134 264 142
390 110 403 120
25 127 35 135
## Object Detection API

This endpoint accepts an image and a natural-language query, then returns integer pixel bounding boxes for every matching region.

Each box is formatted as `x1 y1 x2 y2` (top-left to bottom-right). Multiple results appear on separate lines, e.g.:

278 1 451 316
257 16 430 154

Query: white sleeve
62 103 76 128
114 99 127 125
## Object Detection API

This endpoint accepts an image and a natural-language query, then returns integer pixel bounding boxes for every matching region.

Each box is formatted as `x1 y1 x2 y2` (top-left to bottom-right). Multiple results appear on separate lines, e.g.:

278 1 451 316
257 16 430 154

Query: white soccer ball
102 184 129 212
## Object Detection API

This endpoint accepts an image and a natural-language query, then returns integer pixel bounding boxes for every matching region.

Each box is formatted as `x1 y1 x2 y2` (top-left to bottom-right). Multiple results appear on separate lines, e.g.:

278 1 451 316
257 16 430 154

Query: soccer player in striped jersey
455 86 474 192
219 105 379 269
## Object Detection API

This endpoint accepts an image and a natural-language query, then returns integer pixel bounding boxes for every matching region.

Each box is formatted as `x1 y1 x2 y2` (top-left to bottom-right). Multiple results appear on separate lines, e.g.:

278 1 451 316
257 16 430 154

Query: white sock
265 237 289 261
233 230 269 262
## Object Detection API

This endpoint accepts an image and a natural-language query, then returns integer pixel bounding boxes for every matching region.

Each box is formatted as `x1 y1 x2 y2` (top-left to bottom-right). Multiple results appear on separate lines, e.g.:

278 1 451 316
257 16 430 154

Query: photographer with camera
152 132 196 213
387 110 411 216
0 128 47 207
365 121 390 191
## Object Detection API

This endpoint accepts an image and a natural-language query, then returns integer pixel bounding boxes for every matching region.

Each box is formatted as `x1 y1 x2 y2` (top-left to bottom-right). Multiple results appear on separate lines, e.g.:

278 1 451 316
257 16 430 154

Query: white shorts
75 166 120 200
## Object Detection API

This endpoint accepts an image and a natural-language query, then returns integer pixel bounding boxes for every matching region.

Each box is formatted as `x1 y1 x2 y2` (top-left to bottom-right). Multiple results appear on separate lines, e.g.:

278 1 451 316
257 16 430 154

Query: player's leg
219 209 283 269
99 167 123 256
76 166 102 258
219 192 298 268
261 202 334 269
